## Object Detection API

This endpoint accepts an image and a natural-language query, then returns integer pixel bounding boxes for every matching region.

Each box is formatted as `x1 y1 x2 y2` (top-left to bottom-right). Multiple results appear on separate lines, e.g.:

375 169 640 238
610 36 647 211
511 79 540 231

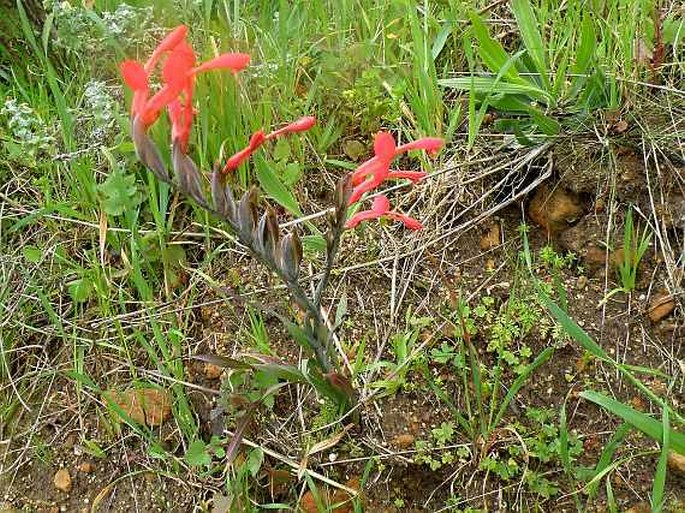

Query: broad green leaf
23 246 42 263
68 277 93 303
468 11 522 84
98 170 142 217
511 0 549 89
185 439 211 466
526 106 561 135
580 391 685 455
254 158 302 217
439 77 552 104
245 447 264 477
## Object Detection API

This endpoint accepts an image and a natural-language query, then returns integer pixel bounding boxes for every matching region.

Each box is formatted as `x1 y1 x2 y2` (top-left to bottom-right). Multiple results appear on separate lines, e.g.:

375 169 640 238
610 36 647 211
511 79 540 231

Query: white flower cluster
84 80 117 126
1 98 54 151
46 1 153 54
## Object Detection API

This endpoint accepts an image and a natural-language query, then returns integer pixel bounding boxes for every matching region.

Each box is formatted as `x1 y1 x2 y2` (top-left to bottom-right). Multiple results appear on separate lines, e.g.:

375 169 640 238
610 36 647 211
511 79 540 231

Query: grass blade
511 0 550 90
581 391 685 455
651 407 669 512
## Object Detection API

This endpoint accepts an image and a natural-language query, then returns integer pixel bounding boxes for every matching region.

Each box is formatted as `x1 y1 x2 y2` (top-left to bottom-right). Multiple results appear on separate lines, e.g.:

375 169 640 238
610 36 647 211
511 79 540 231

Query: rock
204 363 223 380
106 387 171 427
392 433 415 449
667 451 685 474
576 276 588 290
78 461 95 474
648 293 675 322
528 183 585 236
53 468 72 493
479 223 501 250
343 140 367 161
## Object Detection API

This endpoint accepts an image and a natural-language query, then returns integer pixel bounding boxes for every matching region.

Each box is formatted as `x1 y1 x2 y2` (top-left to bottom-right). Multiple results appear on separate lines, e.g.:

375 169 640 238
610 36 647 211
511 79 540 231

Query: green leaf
511 0 549 89
23 245 42 263
245 447 264 477
185 439 211 467
439 77 552 104
68 277 93 303
98 170 142 217
526 106 561 135
468 10 522 83
652 408 669 512
540 293 609 361
281 162 303 187
273 138 291 161
580 391 685 455
254 158 302 217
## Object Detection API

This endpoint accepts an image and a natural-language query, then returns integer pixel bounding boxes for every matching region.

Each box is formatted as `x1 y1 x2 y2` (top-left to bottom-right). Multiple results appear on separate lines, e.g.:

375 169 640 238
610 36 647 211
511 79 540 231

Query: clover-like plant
119 26 444 409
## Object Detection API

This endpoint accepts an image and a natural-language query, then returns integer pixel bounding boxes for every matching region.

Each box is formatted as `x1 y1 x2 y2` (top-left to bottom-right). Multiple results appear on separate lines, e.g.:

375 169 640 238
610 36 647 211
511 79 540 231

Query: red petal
192 53 251 75
282 115 316 133
223 147 254 172
162 40 196 87
371 195 390 215
350 157 381 186
155 25 188 54
146 25 188 70
395 137 444 156
386 170 427 183
347 172 386 205
388 212 423 230
248 130 266 149
345 209 383 229
266 116 316 140
373 132 396 162
120 60 148 91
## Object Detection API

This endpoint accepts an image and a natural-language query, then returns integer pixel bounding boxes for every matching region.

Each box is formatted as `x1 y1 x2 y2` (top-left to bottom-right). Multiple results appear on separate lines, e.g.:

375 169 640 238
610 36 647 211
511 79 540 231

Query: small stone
78 462 95 474
528 183 585 235
105 387 172 427
648 293 675 322
53 468 72 493
203 363 222 380
392 433 416 449
667 451 685 474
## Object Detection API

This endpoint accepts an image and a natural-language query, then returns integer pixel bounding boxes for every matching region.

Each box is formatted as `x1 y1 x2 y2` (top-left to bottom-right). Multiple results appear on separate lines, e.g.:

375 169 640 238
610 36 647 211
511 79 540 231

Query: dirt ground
2 102 685 512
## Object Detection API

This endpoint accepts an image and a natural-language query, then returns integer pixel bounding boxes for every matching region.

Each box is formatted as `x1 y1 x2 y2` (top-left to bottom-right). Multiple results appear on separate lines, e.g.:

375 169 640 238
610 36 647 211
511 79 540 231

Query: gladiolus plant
120 26 443 409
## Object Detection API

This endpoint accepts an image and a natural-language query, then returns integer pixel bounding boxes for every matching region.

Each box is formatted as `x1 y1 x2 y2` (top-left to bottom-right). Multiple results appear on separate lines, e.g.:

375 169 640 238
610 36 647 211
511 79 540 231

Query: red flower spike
144 25 188 72
347 132 444 205
345 195 422 231
223 117 315 173
191 52 251 75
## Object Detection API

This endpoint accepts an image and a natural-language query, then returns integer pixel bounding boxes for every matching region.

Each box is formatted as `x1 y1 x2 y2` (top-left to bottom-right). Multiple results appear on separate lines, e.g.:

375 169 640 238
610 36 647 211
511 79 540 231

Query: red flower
223 116 316 173
345 195 423 231
347 132 444 205
120 26 250 150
